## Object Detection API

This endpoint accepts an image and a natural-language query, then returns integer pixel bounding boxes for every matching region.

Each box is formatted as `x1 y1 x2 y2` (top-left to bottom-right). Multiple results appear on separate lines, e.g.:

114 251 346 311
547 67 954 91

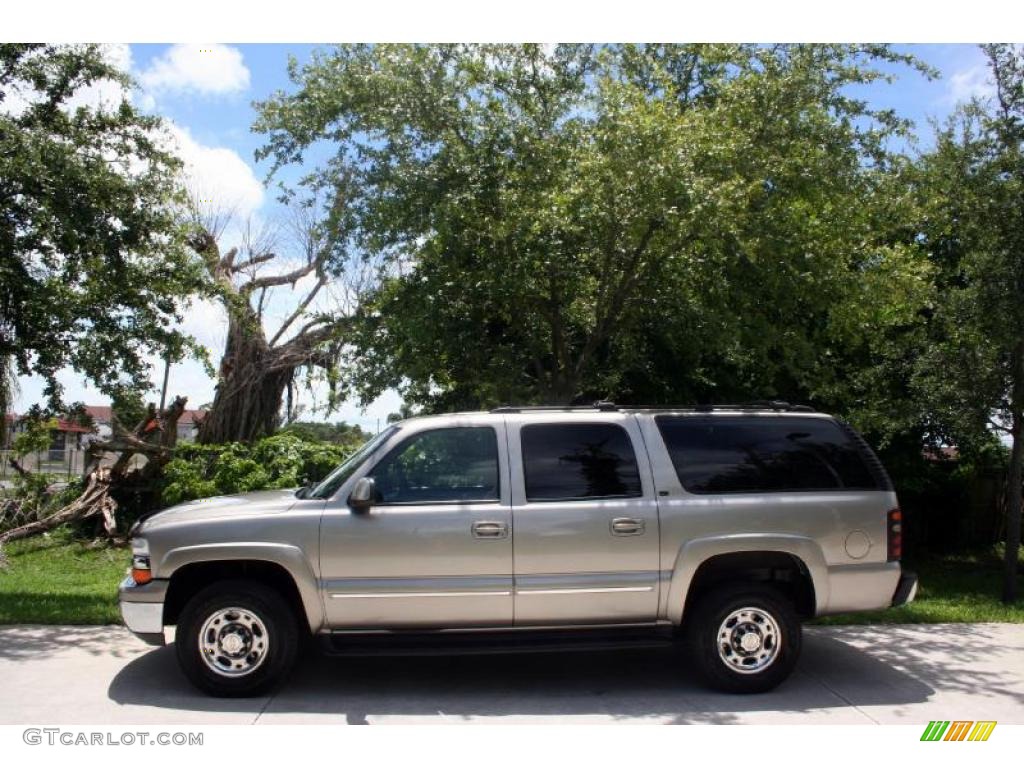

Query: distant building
82 404 207 444
3 405 207 460
176 409 207 443
3 412 95 459
82 405 114 441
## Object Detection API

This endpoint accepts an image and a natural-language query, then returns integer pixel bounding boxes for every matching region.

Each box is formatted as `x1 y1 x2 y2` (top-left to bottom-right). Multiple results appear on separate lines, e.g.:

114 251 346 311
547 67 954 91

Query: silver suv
119 403 917 696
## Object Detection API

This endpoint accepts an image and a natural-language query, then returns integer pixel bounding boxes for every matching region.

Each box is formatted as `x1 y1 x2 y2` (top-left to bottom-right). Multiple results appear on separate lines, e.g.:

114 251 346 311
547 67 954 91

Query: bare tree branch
269 274 328 348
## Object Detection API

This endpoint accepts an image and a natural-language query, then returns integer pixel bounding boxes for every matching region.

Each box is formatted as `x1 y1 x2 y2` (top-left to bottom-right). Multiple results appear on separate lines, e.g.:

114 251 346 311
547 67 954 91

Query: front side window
521 423 642 501
655 415 879 494
369 427 500 504
309 425 399 499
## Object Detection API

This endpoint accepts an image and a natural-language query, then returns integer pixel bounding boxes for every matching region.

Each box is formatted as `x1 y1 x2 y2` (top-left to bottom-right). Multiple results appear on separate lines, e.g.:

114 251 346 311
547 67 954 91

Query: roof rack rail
490 401 619 414
692 401 815 412
619 401 817 413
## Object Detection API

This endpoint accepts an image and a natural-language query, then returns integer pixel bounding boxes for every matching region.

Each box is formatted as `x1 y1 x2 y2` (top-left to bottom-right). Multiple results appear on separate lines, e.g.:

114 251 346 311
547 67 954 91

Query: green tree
278 420 369 447
387 403 416 423
256 44 927 411
110 387 149 431
0 44 206 417
909 44 1024 602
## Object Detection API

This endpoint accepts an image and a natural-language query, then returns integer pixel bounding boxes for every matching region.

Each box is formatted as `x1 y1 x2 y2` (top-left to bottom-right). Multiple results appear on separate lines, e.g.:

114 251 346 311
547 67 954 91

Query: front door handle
610 517 645 536
472 520 508 539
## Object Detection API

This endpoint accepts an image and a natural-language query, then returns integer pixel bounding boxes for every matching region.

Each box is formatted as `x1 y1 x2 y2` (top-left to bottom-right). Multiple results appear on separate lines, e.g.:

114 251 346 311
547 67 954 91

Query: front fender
665 534 830 624
158 542 324 632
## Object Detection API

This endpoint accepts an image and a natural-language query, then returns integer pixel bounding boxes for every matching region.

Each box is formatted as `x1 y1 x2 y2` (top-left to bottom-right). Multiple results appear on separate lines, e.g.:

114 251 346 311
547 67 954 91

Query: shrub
160 434 356 507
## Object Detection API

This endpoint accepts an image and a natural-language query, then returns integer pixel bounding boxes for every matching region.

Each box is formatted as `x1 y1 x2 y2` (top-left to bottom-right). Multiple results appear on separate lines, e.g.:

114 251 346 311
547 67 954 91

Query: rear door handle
610 517 645 536
472 521 508 539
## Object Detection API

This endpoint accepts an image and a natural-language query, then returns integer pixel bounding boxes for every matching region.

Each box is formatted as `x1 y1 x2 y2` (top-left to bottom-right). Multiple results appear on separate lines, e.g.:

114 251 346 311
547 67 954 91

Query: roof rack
490 400 817 414
691 401 817 413
490 401 619 413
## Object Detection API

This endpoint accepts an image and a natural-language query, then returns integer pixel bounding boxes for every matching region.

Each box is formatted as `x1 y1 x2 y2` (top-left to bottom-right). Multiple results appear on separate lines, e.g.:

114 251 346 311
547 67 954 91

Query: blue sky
12 43 998 431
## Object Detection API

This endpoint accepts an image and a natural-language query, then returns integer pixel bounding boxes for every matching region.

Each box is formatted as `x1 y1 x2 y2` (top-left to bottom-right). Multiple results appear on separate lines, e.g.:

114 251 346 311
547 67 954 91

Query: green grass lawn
815 547 1024 624
0 528 126 624
0 527 1021 625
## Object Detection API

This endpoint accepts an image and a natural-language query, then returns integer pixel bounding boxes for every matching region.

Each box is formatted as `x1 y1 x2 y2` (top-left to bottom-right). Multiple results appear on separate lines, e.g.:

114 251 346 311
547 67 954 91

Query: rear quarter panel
635 413 900 621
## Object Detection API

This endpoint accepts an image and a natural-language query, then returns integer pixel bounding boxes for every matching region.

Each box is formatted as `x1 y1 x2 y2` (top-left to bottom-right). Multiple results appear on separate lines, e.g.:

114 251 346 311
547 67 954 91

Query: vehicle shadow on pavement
107 630 938 724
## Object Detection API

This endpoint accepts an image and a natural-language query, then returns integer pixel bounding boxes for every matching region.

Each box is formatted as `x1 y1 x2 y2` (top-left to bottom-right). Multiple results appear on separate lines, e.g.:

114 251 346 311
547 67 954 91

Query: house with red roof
3 412 95 461
83 404 207 443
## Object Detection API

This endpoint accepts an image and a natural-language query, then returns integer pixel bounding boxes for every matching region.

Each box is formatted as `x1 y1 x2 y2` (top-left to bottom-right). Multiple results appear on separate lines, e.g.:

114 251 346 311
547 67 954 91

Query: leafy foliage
0 44 208 411
256 44 930 410
160 434 358 506
278 420 369 447
902 44 1024 601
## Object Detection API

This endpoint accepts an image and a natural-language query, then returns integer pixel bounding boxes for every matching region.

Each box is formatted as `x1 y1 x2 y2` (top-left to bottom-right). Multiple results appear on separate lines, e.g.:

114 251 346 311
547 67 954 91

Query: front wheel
684 583 801 694
175 580 300 697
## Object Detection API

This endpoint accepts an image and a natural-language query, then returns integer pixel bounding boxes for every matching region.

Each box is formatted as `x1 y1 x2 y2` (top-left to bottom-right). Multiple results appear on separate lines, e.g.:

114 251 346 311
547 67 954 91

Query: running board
319 626 677 657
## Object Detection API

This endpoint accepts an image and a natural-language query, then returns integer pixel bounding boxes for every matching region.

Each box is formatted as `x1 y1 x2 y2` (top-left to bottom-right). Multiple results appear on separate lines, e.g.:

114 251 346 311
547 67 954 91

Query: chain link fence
0 447 86 533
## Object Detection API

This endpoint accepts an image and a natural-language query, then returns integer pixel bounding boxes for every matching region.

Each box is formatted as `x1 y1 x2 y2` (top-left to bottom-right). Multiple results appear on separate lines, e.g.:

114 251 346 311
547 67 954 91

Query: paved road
0 623 1021 724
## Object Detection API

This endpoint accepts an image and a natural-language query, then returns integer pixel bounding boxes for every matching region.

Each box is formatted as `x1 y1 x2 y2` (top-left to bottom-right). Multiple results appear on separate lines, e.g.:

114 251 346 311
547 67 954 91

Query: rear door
508 414 661 625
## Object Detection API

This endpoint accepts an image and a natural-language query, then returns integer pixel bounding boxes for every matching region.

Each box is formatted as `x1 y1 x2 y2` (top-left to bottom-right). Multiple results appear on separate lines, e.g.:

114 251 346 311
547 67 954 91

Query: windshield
308 425 400 500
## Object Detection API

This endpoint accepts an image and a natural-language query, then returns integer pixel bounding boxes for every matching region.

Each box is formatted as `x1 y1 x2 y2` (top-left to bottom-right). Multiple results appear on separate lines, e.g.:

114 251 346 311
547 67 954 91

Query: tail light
887 508 902 561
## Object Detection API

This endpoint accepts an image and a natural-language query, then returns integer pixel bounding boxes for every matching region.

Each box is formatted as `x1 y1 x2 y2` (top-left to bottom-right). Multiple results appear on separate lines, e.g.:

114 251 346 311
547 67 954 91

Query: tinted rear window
522 423 642 501
655 415 879 494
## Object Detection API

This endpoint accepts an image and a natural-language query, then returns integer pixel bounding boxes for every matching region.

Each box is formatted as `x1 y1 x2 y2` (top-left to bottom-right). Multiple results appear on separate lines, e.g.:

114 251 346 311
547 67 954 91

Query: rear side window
655 415 879 494
522 423 642 501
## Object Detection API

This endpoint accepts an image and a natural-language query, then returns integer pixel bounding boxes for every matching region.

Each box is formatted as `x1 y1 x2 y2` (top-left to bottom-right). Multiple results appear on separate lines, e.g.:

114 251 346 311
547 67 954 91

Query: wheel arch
667 535 829 624
160 544 323 632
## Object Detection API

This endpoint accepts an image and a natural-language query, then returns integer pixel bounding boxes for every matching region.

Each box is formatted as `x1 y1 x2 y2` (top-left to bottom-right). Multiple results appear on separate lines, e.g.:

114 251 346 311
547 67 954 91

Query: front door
508 414 661 625
320 419 513 629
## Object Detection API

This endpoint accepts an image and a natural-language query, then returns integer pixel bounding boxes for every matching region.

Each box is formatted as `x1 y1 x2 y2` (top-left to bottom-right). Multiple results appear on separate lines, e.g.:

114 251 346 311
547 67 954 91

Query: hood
137 488 301 532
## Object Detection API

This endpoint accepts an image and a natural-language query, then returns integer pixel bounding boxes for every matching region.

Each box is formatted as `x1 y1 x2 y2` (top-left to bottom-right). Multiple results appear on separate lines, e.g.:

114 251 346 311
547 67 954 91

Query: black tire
175 580 300 697
684 583 801 694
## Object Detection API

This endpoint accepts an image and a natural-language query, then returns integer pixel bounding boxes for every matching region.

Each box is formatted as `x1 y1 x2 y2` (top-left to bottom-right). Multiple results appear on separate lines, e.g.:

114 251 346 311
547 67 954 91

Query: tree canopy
255 44 930 410
0 44 205 414
905 45 1024 600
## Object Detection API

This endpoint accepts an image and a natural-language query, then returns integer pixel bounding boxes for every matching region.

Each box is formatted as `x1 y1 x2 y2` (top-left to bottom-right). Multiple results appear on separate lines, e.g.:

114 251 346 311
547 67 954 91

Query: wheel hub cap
717 607 782 675
198 607 270 678
221 632 246 655
739 630 762 652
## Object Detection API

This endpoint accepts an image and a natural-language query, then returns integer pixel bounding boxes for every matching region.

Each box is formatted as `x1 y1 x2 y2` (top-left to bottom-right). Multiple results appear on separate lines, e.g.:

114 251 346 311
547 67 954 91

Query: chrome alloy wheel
198 607 270 678
716 606 782 675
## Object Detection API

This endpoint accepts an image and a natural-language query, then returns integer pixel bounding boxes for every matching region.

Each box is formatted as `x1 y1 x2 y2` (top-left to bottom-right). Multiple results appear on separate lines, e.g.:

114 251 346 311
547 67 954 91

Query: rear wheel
684 583 801 693
175 580 299 697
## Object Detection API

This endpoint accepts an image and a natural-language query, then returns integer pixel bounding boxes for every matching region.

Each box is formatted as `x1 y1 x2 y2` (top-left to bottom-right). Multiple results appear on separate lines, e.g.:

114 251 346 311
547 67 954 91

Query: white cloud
139 44 250 96
946 64 996 105
163 123 264 220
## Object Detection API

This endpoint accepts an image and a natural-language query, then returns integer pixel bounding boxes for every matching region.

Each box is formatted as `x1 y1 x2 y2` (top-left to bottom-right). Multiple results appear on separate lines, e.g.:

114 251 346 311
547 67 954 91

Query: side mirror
294 483 313 500
348 477 377 513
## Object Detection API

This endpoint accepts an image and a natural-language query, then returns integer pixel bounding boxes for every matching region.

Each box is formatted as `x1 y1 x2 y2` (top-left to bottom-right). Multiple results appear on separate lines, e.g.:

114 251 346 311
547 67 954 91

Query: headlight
130 538 152 584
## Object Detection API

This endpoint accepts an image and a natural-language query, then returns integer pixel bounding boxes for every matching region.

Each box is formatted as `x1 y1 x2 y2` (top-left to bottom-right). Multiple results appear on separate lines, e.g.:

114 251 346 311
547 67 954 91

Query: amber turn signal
131 554 152 585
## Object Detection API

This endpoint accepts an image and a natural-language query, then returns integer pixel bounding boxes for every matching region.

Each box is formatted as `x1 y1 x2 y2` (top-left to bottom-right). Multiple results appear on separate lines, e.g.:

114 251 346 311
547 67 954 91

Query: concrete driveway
0 623 1021 725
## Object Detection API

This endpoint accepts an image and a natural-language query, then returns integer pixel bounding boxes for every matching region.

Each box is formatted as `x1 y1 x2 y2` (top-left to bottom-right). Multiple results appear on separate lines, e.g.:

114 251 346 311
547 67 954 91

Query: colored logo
920 721 996 742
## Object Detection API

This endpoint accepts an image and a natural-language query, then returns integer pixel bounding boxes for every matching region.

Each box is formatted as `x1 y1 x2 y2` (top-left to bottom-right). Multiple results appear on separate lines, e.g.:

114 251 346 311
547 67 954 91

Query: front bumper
119 576 169 646
892 569 919 607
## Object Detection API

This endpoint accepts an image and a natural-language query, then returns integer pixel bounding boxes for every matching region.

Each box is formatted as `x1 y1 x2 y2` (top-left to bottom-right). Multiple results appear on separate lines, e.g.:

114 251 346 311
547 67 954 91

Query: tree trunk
198 362 292 444
196 308 295 444
0 468 117 563
187 228 341 445
1004 411 1023 604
